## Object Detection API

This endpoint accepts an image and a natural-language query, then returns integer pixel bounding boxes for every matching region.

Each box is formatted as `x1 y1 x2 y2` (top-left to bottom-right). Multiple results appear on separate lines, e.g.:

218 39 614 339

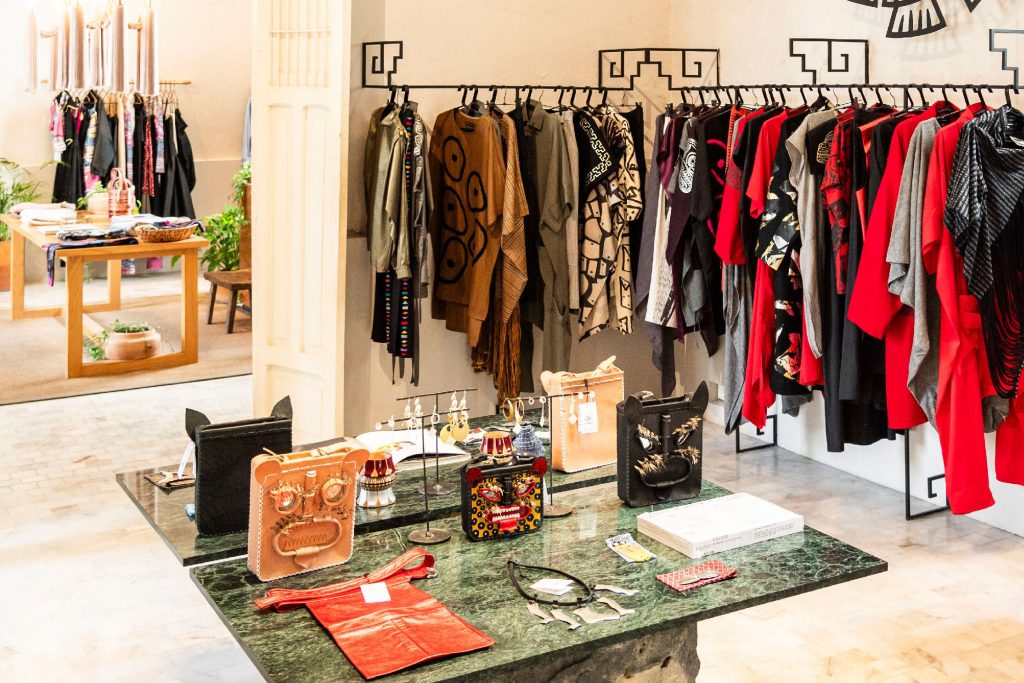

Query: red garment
742 259 777 429
255 549 494 680
741 111 802 429
997 399 1024 486
746 111 792 219
848 104 956 430
799 311 824 387
921 105 995 513
716 107 763 264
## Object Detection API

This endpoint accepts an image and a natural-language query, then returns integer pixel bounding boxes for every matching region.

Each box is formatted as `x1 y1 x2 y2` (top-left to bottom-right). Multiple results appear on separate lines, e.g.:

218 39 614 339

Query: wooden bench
203 269 252 333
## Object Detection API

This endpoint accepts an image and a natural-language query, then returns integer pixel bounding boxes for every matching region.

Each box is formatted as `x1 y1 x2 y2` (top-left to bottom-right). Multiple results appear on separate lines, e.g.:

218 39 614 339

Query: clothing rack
903 430 949 520
671 82 1021 107
735 415 778 454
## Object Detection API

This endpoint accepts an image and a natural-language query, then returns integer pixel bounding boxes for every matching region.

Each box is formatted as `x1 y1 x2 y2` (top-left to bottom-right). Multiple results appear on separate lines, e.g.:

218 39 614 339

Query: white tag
577 402 599 434
530 578 573 595
176 442 195 479
360 582 391 603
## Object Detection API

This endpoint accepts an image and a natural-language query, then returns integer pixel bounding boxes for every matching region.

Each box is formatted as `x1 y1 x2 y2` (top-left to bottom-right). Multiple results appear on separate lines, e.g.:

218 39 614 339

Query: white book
637 493 804 559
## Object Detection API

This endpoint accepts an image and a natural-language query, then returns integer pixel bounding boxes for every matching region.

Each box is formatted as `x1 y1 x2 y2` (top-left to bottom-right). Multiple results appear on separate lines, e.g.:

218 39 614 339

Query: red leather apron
255 548 494 679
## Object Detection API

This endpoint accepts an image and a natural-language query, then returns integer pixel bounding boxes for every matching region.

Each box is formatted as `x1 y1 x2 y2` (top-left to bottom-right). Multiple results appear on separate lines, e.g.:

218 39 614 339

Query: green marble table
191 481 886 682
116 412 615 566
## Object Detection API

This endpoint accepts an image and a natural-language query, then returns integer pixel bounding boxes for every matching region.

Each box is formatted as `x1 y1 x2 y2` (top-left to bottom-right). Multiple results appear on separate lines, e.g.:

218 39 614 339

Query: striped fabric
945 106 1024 398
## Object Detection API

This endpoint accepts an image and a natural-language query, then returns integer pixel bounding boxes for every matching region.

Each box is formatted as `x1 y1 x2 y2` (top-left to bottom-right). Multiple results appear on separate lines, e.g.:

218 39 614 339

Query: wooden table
4 214 209 378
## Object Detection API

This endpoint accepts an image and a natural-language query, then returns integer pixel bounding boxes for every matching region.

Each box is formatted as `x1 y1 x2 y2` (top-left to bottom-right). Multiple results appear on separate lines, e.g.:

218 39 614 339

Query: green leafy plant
173 163 249 270
231 162 251 207
200 206 244 272
82 319 154 361
0 158 45 241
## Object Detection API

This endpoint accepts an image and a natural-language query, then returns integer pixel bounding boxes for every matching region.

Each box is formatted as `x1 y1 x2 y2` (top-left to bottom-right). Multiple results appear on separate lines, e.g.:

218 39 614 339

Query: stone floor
0 375 1022 681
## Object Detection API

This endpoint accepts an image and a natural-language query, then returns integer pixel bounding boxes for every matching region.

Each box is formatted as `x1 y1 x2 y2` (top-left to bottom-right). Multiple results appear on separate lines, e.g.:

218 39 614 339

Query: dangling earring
374 420 383 431
568 393 578 425
539 396 547 427
403 399 412 419
387 415 396 429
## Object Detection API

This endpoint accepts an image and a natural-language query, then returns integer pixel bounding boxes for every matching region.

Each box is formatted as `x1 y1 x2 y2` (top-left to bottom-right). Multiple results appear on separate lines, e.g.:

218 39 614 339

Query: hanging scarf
946 106 1024 398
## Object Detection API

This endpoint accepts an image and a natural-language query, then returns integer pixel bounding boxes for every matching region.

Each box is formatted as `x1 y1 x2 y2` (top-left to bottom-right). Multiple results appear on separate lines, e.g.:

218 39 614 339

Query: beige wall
0 0 250 280
670 0 1024 537
343 0 702 432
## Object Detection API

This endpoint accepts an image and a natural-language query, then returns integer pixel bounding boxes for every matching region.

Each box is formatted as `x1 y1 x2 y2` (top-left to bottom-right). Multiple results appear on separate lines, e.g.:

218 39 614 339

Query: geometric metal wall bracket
789 38 870 85
597 48 721 90
990 29 1024 89
362 41 404 88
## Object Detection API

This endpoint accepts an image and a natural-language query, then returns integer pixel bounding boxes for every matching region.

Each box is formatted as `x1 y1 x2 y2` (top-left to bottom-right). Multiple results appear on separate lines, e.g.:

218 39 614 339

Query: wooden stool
203 269 252 333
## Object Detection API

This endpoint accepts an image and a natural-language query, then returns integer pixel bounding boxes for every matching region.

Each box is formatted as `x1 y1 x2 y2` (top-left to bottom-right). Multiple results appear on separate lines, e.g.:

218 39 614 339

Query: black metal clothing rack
735 415 779 454
671 82 1021 108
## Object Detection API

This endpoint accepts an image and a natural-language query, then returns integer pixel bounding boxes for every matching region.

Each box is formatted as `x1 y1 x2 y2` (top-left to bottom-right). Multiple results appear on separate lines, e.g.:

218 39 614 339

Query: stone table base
518 624 700 683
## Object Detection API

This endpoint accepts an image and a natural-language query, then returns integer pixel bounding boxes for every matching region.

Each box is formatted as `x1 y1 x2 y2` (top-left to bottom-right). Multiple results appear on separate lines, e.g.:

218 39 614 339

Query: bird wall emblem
847 0 983 38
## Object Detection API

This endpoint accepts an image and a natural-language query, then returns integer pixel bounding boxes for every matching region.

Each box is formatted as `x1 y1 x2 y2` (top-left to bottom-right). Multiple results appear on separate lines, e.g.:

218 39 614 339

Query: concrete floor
0 375 1022 681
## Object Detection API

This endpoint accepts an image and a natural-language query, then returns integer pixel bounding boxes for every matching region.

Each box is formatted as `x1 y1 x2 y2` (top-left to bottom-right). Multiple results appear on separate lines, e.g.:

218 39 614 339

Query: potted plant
83 319 162 361
175 163 249 301
79 182 108 215
0 158 44 292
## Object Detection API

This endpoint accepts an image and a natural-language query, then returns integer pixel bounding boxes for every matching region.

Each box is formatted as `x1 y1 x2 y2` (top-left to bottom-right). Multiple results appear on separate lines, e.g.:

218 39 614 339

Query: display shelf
116 411 616 566
190 482 886 683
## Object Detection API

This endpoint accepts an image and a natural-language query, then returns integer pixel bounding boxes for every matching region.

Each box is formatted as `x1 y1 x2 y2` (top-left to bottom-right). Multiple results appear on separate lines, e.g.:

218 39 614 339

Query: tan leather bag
248 439 369 581
541 357 624 472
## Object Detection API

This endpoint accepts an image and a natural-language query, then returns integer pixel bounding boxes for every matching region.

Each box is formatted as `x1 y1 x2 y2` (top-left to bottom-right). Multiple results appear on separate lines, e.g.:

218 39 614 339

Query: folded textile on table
10 201 76 216
255 548 494 680
43 236 139 285
19 207 77 225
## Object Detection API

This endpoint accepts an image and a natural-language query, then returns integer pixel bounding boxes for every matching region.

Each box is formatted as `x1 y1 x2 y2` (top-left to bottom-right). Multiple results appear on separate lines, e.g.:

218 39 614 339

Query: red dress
848 104 956 430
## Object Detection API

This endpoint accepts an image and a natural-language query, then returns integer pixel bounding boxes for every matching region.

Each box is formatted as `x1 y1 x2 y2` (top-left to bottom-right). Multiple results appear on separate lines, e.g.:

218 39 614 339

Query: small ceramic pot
104 329 161 360
86 192 109 215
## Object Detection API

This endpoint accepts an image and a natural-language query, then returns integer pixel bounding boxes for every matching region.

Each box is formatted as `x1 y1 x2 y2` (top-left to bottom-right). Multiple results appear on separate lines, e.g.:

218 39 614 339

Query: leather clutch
460 453 546 541
188 396 293 536
248 439 369 581
616 382 709 508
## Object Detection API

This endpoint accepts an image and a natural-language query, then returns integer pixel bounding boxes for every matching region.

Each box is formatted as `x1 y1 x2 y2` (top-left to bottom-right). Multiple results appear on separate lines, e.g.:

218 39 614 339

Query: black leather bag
187 397 293 535
616 383 709 508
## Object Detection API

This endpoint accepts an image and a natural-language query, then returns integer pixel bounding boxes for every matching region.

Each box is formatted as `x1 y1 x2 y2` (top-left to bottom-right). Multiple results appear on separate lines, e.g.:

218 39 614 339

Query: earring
414 398 422 416
568 394 578 425
459 391 468 411
528 397 535 405
539 396 547 427
374 421 383 431
403 399 412 419
387 415 395 429
449 392 458 413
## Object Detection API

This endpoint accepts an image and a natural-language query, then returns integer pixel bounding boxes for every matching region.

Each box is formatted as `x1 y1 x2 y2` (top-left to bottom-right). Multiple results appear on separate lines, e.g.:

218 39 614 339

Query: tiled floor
0 376 1022 681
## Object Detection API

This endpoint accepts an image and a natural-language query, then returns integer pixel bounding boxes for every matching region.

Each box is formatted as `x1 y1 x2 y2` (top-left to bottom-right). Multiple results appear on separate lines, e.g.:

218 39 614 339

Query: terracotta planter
104 329 161 361
0 239 10 293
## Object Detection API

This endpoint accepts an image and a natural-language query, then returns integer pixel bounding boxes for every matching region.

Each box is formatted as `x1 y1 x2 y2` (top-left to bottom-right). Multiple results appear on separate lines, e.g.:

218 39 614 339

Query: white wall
671 0 1024 537
343 0 721 432
0 0 250 279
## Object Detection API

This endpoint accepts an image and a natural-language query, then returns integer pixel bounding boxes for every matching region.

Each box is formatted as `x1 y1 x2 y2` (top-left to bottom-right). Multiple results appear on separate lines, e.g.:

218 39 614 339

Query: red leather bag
255 548 493 680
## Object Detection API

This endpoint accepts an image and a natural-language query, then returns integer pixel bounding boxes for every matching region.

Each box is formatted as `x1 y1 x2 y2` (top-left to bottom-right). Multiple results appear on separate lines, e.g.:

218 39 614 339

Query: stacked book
637 493 804 559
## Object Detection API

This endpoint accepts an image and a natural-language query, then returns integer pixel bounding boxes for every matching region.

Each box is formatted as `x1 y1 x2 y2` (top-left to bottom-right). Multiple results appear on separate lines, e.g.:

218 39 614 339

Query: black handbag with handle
187 396 293 535
616 382 709 508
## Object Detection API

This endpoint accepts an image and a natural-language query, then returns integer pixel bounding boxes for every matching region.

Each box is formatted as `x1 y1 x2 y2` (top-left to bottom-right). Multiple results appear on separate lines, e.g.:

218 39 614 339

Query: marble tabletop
190 481 886 682
116 411 615 566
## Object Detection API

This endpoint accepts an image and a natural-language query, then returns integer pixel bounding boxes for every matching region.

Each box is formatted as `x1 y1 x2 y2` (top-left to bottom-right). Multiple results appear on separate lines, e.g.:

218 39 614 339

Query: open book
355 428 470 466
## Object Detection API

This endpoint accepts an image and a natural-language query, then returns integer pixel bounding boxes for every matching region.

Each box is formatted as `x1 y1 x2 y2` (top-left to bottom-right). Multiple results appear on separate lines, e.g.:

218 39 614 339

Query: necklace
506 559 596 608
